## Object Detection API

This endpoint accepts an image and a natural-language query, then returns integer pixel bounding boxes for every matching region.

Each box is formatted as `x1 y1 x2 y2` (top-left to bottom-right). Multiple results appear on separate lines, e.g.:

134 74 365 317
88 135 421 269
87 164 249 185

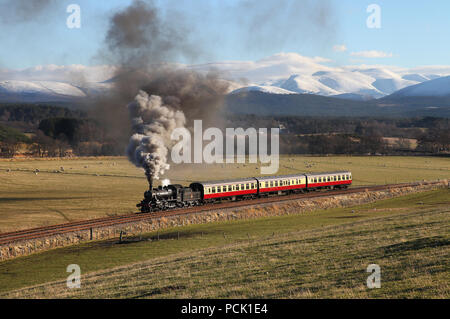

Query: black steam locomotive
137 184 202 213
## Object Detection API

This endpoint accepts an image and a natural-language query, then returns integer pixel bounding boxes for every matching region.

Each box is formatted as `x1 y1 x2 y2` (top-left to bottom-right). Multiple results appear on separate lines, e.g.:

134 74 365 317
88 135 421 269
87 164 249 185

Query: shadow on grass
381 236 449 254
132 284 187 298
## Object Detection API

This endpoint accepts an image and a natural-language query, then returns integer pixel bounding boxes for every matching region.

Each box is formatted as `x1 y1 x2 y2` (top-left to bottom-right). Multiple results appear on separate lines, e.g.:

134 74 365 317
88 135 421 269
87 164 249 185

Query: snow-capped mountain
387 75 450 98
1 53 450 103
0 80 111 103
230 85 298 95
191 53 450 99
0 80 85 96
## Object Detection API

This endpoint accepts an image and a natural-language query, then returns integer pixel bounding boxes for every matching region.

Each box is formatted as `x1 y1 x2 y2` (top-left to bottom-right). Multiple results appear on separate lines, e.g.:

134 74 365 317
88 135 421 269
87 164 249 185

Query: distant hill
386 75 450 98
225 91 450 118
0 80 111 104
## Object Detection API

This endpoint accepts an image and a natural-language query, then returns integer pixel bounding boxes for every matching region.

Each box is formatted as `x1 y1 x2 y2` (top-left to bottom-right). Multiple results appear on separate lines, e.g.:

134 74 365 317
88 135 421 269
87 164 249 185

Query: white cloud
333 44 347 52
350 50 393 58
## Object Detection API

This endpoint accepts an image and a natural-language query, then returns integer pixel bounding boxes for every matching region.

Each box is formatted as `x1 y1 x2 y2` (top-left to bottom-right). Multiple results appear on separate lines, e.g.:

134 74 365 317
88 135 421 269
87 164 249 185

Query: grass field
0 155 449 233
0 188 448 298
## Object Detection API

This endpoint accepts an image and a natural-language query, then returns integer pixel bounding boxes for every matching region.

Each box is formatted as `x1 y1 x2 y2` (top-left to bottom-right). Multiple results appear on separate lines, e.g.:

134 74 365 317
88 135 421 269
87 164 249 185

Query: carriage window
346 175 348 179
212 187 216 193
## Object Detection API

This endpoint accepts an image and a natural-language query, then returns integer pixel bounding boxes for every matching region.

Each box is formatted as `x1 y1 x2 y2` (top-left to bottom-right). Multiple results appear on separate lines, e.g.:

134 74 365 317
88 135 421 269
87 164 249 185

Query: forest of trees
226 115 450 155
0 103 449 158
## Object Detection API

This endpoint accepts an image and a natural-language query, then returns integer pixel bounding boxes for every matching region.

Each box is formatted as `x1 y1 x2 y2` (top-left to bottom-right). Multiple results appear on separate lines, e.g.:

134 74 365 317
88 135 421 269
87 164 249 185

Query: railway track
0 182 436 246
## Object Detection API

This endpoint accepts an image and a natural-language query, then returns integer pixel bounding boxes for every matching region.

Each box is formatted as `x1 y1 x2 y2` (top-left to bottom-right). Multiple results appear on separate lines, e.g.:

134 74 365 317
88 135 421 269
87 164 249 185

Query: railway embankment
0 180 447 261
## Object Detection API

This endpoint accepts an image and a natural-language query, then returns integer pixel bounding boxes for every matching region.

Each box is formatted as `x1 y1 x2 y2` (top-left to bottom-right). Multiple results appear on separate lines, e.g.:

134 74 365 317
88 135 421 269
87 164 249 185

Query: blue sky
0 0 448 69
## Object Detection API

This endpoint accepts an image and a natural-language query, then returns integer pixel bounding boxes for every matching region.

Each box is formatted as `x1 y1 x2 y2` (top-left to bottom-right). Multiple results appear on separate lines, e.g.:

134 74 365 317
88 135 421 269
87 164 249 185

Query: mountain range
0 53 449 117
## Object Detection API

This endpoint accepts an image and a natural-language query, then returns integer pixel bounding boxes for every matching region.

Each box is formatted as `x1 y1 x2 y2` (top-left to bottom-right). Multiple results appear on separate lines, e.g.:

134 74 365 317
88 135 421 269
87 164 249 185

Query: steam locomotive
137 171 352 213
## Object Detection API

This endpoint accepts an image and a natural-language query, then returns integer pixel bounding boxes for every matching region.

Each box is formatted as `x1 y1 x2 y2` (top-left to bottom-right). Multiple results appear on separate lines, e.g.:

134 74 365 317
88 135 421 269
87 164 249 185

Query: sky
0 0 449 70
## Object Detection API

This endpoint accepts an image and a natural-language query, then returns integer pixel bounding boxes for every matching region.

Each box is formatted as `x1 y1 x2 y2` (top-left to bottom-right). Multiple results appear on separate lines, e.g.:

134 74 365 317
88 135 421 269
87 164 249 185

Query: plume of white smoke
126 90 186 185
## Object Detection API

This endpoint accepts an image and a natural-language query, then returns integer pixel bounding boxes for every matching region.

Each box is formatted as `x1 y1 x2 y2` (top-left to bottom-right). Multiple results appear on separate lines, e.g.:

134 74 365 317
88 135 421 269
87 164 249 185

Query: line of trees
1 113 449 158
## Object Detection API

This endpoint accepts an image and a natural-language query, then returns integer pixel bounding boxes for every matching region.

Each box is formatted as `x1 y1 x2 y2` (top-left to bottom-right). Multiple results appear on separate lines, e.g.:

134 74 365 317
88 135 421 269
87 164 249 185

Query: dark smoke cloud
104 0 198 68
90 0 230 183
0 0 57 24
93 0 230 129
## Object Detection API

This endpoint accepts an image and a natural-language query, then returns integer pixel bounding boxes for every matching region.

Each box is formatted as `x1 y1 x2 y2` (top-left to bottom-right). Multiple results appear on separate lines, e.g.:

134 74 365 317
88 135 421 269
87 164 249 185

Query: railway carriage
306 171 352 190
190 177 258 203
257 174 307 195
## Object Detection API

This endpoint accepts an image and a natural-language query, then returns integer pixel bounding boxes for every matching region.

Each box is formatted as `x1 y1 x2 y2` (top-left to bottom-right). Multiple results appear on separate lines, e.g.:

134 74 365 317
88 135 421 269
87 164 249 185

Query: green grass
0 155 449 232
0 188 448 298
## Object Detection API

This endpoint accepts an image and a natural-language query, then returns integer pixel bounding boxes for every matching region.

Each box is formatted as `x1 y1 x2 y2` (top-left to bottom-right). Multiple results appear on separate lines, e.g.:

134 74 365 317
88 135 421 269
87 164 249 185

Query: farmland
0 156 449 233
0 188 448 298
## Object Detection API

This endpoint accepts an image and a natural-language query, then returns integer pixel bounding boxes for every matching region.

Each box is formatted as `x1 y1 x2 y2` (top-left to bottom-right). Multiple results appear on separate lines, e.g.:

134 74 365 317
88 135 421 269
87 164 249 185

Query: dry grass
0 155 449 233
2 189 448 299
